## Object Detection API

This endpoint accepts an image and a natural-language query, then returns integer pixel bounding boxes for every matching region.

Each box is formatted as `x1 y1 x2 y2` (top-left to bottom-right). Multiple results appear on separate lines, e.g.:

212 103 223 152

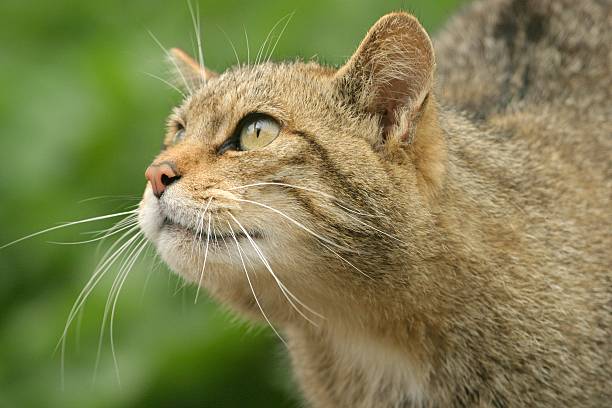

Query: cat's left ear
168 48 218 90
335 13 435 145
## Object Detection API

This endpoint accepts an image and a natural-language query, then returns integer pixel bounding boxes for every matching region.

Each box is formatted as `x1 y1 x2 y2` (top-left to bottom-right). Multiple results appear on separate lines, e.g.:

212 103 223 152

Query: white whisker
218 25 241 67
91 232 144 383
189 211 205 266
86 213 139 238
227 221 287 346
1 210 137 250
266 11 294 63
216 221 233 266
230 182 404 245
144 71 187 98
194 213 211 303
317 239 373 280
139 245 162 305
243 26 250 66
191 197 213 302
108 237 148 386
147 30 193 94
231 197 353 252
48 220 138 246
187 0 206 85
77 195 141 204
211 217 223 258
228 213 323 324
256 14 292 65
229 181 380 218
58 226 141 388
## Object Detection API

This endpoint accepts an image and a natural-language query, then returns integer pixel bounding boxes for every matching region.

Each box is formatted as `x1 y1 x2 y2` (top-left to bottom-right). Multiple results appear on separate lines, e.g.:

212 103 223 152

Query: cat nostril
145 162 181 199
161 173 180 186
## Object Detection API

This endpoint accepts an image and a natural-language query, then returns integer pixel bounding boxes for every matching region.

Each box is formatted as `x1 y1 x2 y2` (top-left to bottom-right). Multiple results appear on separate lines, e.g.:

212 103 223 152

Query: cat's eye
239 115 280 151
172 127 186 145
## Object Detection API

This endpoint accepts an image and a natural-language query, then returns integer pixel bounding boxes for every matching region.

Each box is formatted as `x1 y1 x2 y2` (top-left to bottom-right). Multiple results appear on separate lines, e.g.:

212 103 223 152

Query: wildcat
138 0 611 406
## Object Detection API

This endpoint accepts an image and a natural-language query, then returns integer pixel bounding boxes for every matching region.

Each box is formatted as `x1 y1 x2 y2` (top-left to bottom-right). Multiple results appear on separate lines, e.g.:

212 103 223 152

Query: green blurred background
0 1 465 406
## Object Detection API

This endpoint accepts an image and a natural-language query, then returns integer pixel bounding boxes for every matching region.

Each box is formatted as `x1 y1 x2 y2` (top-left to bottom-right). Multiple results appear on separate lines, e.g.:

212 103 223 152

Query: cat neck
284 108 533 406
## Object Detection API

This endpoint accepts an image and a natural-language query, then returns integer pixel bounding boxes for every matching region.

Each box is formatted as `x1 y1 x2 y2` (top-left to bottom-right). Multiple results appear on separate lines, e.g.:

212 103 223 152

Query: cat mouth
162 217 262 241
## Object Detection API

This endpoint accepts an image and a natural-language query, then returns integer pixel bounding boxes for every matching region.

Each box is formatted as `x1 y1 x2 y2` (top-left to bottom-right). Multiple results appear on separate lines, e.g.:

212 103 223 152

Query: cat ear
168 48 218 90
335 13 435 144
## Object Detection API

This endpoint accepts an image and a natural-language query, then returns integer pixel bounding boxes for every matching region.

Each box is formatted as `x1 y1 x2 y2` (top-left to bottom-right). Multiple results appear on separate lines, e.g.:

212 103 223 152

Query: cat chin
138 184 317 313
139 189 258 283
147 226 293 318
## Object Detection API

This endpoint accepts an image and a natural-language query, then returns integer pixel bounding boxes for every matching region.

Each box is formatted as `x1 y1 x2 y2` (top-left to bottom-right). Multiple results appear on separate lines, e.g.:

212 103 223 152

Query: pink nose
145 162 180 198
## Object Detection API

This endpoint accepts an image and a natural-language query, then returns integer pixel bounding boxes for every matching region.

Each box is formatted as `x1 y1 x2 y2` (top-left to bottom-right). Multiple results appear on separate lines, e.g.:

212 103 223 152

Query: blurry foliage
0 0 465 406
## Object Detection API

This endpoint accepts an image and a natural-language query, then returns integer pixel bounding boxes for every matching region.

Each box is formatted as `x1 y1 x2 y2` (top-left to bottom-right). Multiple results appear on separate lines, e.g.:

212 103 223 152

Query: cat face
138 13 445 325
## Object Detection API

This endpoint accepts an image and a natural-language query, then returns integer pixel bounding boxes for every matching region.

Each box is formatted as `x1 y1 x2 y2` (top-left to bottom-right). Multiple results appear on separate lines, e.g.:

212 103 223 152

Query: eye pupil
251 120 263 138
236 114 280 151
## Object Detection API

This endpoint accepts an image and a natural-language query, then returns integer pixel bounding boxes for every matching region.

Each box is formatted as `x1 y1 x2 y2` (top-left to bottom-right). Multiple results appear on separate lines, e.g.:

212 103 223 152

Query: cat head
138 13 446 327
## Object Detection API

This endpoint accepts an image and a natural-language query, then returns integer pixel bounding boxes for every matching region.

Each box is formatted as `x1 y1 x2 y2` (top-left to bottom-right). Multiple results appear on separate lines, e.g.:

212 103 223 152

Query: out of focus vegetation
0 1 464 406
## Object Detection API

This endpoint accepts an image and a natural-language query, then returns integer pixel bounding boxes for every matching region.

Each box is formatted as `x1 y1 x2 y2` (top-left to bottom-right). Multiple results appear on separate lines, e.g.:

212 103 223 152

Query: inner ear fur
335 12 436 145
168 48 218 90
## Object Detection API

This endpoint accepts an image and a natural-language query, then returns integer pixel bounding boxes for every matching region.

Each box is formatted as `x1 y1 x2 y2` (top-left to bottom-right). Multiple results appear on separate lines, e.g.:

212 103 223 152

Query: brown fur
138 1 611 406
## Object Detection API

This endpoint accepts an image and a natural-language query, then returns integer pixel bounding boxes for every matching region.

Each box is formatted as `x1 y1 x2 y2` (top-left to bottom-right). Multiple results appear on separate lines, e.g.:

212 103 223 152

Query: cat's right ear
168 48 218 90
334 13 435 146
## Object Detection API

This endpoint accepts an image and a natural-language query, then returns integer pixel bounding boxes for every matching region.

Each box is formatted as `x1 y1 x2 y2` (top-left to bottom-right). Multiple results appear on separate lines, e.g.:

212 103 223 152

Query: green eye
239 115 280 151
173 127 185 144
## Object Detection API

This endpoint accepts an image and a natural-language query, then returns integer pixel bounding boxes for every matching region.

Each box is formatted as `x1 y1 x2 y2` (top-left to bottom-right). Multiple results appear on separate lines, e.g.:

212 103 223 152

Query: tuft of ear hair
168 48 218 91
335 13 435 145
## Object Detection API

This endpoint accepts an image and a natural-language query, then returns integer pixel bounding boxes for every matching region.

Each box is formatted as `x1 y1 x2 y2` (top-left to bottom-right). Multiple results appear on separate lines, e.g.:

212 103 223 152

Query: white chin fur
138 187 163 243
138 186 195 281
